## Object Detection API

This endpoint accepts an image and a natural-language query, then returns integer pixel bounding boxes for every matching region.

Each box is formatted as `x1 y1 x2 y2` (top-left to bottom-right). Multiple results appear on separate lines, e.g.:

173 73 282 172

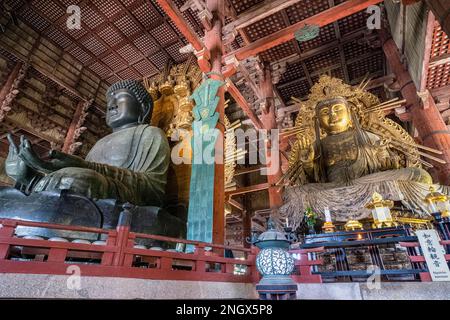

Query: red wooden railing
400 240 450 282
0 218 259 283
0 218 327 284
290 247 324 283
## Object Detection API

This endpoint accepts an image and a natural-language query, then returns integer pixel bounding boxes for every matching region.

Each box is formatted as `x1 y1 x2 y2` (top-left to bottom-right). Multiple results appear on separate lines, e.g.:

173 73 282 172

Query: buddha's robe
33 125 170 206
302 129 432 185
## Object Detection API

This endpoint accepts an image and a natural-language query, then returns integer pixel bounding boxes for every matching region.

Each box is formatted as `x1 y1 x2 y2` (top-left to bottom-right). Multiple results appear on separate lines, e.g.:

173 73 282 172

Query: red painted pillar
205 0 225 245
260 64 283 208
380 31 450 185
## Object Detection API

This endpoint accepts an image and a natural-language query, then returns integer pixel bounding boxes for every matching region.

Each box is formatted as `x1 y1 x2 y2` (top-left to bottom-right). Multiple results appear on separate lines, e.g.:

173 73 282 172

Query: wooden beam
223 0 303 33
156 0 205 52
424 0 450 39
223 0 384 62
430 53 450 68
420 10 436 91
228 198 244 211
431 85 450 100
260 64 283 209
225 182 269 198
0 62 26 122
225 79 264 130
62 100 91 154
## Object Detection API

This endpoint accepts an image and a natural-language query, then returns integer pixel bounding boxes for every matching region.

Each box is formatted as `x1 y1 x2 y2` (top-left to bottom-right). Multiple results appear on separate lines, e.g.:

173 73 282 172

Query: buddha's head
316 97 352 135
106 80 153 130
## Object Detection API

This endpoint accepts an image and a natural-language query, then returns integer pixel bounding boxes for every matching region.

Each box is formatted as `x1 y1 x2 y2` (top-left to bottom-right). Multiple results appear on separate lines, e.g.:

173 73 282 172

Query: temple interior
0 0 450 301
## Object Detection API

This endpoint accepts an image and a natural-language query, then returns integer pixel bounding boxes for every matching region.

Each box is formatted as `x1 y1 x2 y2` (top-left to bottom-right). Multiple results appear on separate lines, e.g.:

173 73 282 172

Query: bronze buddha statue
5 80 170 207
281 76 443 226
0 80 184 241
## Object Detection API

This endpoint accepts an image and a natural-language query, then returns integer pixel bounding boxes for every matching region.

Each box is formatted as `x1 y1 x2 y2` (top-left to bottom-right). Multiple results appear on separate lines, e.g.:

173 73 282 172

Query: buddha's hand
15 137 87 174
298 136 315 164
47 150 88 169
5 134 35 184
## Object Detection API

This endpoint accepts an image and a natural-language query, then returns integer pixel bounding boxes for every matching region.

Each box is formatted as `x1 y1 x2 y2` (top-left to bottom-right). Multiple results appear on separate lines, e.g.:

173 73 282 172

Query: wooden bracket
194 48 211 73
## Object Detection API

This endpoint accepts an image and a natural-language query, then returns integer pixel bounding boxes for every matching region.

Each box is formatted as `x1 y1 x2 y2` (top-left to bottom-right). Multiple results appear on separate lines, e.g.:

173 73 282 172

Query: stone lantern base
256 275 298 300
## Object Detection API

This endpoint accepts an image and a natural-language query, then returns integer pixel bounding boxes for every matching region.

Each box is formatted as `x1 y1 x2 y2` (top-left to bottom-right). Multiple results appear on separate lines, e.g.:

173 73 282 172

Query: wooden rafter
223 0 384 62
225 182 269 198
156 0 206 52
223 0 303 34
420 10 436 91
225 79 264 130
0 15 103 105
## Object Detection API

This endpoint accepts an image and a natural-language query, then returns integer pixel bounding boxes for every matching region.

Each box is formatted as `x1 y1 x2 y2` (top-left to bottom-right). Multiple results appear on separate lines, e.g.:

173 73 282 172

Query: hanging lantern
365 192 396 228
425 185 450 219
294 24 320 43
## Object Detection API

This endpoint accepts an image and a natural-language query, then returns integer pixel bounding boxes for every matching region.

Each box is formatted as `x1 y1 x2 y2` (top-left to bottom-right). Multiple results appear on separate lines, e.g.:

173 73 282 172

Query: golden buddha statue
280 76 448 227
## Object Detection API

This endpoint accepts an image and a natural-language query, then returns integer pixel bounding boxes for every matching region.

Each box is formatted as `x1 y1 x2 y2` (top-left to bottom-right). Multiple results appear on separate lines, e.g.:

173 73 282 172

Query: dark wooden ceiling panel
133 34 160 56
32 0 65 22
133 59 159 77
19 6 51 32
304 47 341 73
148 50 169 70
114 14 142 37
338 10 367 36
278 78 310 101
299 23 336 52
150 23 178 47
96 0 123 19
244 12 286 42
278 61 306 85
259 41 297 62
347 52 384 81
230 0 265 15
285 0 330 24
45 26 72 49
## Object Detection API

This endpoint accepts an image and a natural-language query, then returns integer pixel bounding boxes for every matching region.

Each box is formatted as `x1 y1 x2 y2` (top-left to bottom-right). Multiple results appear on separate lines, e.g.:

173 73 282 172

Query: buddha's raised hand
5 134 34 184
298 136 315 163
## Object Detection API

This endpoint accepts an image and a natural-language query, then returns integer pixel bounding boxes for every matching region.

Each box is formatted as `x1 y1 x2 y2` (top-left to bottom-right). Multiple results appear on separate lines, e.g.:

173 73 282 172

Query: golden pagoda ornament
365 192 397 228
344 219 363 231
425 185 450 218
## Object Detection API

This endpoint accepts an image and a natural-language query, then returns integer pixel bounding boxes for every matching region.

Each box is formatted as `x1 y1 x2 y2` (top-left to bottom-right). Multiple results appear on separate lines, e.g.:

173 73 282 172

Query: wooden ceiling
4 0 194 84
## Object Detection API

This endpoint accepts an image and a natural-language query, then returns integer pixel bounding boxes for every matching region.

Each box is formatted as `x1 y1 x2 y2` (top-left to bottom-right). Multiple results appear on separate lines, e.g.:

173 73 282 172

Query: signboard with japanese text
416 230 450 282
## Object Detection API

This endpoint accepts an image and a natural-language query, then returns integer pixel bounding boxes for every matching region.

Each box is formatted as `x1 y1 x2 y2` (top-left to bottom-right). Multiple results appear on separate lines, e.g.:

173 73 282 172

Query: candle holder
322 221 336 233
322 207 336 233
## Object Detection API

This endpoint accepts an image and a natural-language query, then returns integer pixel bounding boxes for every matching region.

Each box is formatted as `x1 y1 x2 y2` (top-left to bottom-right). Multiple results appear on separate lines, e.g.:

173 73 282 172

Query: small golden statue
280 76 448 227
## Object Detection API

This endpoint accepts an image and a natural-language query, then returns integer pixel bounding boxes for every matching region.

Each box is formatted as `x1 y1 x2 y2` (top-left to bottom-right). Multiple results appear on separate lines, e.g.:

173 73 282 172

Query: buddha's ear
139 100 153 124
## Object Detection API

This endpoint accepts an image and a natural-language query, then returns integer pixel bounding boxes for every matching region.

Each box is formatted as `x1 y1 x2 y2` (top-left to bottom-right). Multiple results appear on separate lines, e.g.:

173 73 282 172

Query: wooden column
205 0 225 245
242 209 252 249
62 99 91 154
380 30 450 185
424 0 450 38
0 62 26 122
260 63 283 208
